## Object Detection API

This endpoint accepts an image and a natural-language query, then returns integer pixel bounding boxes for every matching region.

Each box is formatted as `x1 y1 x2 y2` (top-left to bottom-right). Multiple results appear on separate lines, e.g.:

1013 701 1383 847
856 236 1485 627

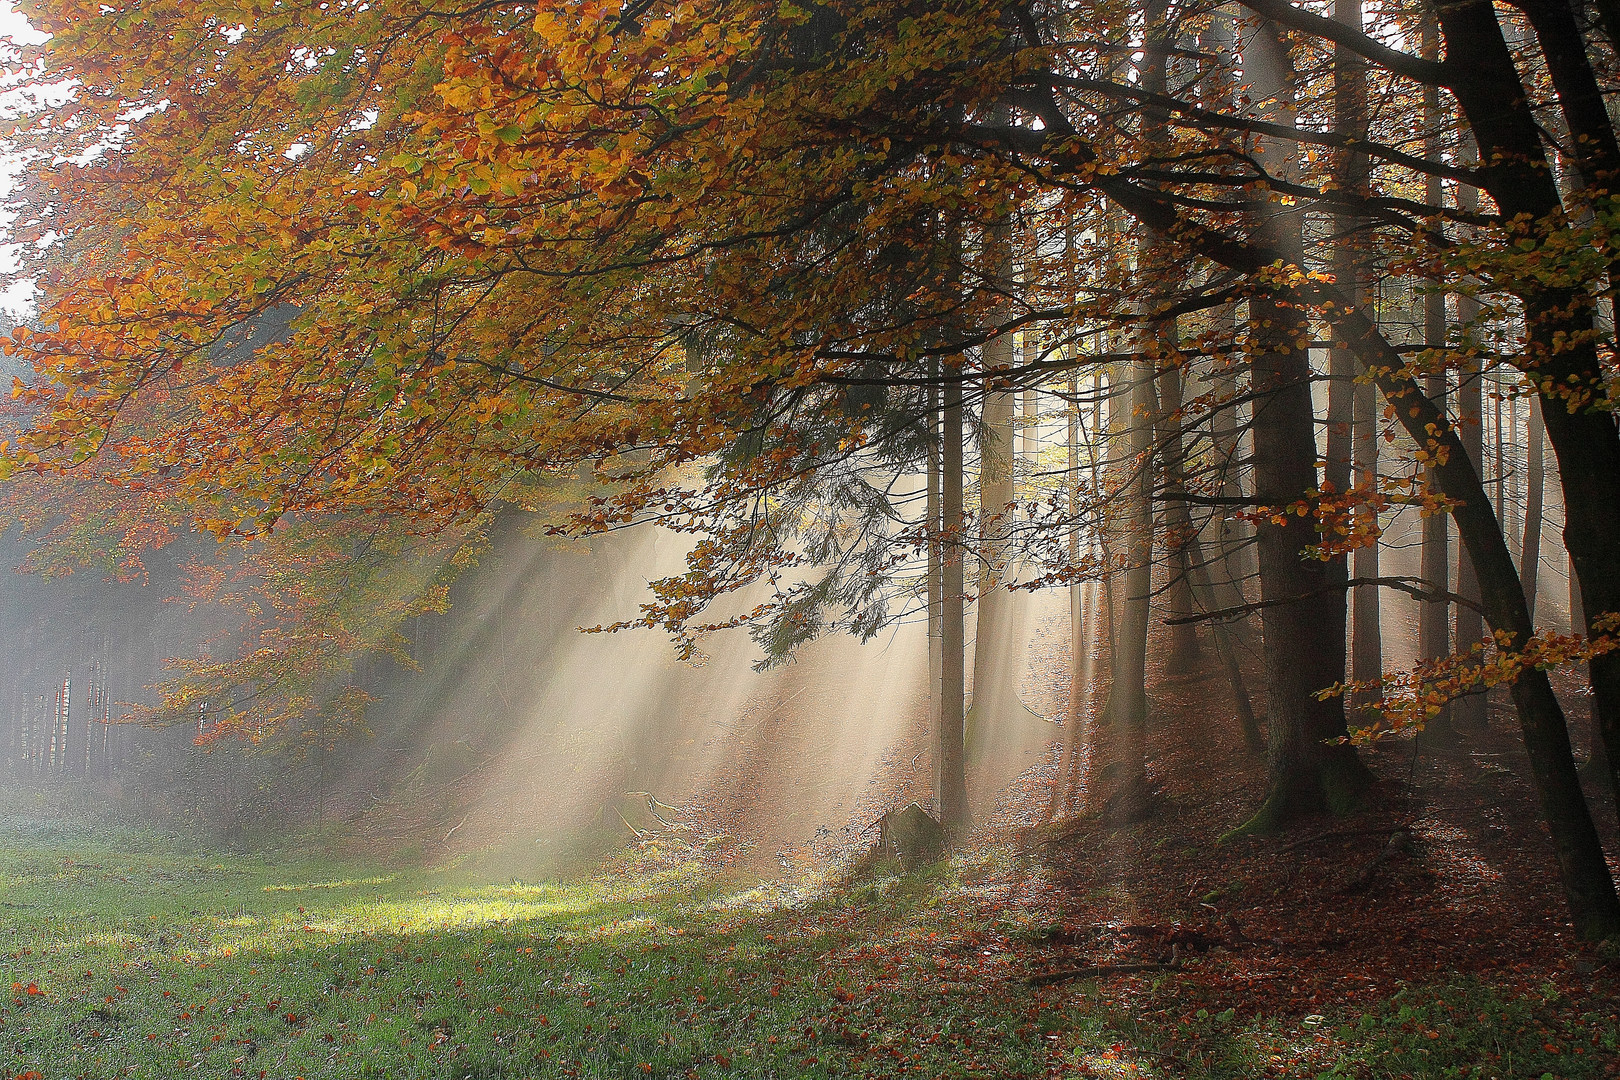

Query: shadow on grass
1 828 1615 1080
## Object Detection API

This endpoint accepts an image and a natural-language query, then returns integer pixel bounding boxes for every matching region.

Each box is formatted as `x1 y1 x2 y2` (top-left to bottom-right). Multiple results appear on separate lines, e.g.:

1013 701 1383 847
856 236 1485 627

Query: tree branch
1234 0 1450 86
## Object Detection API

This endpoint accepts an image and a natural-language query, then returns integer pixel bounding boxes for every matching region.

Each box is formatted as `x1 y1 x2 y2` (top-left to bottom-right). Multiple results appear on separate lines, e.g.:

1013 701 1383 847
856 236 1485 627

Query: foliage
1327 613 1620 741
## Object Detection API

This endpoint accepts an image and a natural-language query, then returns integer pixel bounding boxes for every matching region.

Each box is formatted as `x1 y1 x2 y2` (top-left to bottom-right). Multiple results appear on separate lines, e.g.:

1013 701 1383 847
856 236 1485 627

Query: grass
0 821 1615 1079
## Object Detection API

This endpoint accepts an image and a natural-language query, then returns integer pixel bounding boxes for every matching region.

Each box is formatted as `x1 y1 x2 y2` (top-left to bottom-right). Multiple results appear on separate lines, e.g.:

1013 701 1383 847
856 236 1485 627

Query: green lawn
0 822 1614 1079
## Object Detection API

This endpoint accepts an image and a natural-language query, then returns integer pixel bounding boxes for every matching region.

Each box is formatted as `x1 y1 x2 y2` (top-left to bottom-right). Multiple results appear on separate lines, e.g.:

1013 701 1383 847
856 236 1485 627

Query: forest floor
5 639 1620 1079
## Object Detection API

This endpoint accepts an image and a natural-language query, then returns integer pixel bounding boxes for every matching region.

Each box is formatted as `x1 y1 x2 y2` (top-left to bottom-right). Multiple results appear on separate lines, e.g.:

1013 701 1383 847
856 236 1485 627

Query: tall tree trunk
1233 17 1368 831
1110 342 1155 788
1046 370 1087 823
1351 368 1382 702
1159 360 1202 674
940 349 969 835
1507 395 1522 561
927 360 943 771
1333 0 1381 716
1493 371 1506 526
1096 359 1122 732
1416 14 1454 744
1245 287 1369 826
968 214 1017 768
1200 10 1253 610
1453 138 1489 728
1522 395 1545 621
1082 363 1115 811
1105 4 1171 802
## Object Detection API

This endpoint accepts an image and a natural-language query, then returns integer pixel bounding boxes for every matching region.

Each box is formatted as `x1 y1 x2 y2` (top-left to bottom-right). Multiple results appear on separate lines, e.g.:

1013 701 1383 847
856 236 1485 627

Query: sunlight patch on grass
179 893 595 961
262 874 398 891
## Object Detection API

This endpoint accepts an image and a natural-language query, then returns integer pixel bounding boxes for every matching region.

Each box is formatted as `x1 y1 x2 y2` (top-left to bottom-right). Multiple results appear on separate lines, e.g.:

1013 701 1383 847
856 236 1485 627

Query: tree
7 0 1620 932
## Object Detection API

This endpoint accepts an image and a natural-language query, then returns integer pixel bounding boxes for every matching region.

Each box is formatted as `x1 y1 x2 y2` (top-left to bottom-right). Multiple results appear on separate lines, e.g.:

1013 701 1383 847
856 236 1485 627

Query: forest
2 0 1620 1076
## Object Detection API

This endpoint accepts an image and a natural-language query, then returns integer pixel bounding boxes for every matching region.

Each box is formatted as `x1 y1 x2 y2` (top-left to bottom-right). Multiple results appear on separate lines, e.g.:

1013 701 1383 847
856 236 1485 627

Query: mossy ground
1 821 1615 1079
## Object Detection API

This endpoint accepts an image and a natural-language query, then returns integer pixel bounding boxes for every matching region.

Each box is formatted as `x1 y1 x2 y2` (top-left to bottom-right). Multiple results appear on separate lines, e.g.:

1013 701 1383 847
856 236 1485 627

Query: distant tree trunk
927 359 943 770
968 212 1017 763
1097 363 1115 635
1095 361 1121 734
1164 346 1262 755
1493 371 1506 526
54 675 69 771
1021 386 1036 492
1568 573 1607 786
1083 363 1113 811
1111 343 1155 785
939 349 969 834
1046 370 1086 823
1350 370 1382 702
1506 394 1522 560
1163 309 1262 753
1105 3 1170 816
1199 9 1252 609
1325 0 1362 511
1572 570 1609 796
1158 359 1201 675
1522 396 1545 621
970 382 1015 733
7 685 20 777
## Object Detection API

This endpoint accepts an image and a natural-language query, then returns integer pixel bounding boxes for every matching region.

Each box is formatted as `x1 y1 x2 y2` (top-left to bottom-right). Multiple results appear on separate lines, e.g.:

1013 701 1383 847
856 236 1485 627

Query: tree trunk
1233 17 1368 831
1453 141 1489 729
1326 0 1363 648
1330 300 1620 939
1111 346 1154 780
1333 0 1381 718
1572 570 1610 800
1243 288 1370 828
939 349 969 835
1522 395 1545 621
927 360 943 770
968 213 1017 770
1200 9 1254 609
1046 370 1087 823
1088 9 1620 932
1493 372 1506 526
1507 396 1521 561
1436 0 1620 831
1415 14 1454 745
1159 361 1202 674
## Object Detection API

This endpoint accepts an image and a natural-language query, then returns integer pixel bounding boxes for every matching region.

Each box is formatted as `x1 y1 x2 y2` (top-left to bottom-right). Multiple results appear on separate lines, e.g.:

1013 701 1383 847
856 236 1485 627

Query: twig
443 817 467 843
1340 828 1409 894
614 806 648 839
1164 575 1485 625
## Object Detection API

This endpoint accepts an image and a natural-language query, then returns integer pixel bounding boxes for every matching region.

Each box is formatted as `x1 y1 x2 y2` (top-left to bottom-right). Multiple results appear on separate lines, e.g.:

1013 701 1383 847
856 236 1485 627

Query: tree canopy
7 0 1620 936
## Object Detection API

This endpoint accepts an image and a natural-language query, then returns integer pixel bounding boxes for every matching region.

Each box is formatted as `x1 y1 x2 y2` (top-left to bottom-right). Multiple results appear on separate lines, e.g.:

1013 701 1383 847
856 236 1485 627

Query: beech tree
5 0 1620 933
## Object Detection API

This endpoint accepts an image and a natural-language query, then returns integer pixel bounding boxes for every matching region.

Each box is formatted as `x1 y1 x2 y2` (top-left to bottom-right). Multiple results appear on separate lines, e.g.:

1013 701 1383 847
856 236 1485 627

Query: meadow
1 818 1615 1079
